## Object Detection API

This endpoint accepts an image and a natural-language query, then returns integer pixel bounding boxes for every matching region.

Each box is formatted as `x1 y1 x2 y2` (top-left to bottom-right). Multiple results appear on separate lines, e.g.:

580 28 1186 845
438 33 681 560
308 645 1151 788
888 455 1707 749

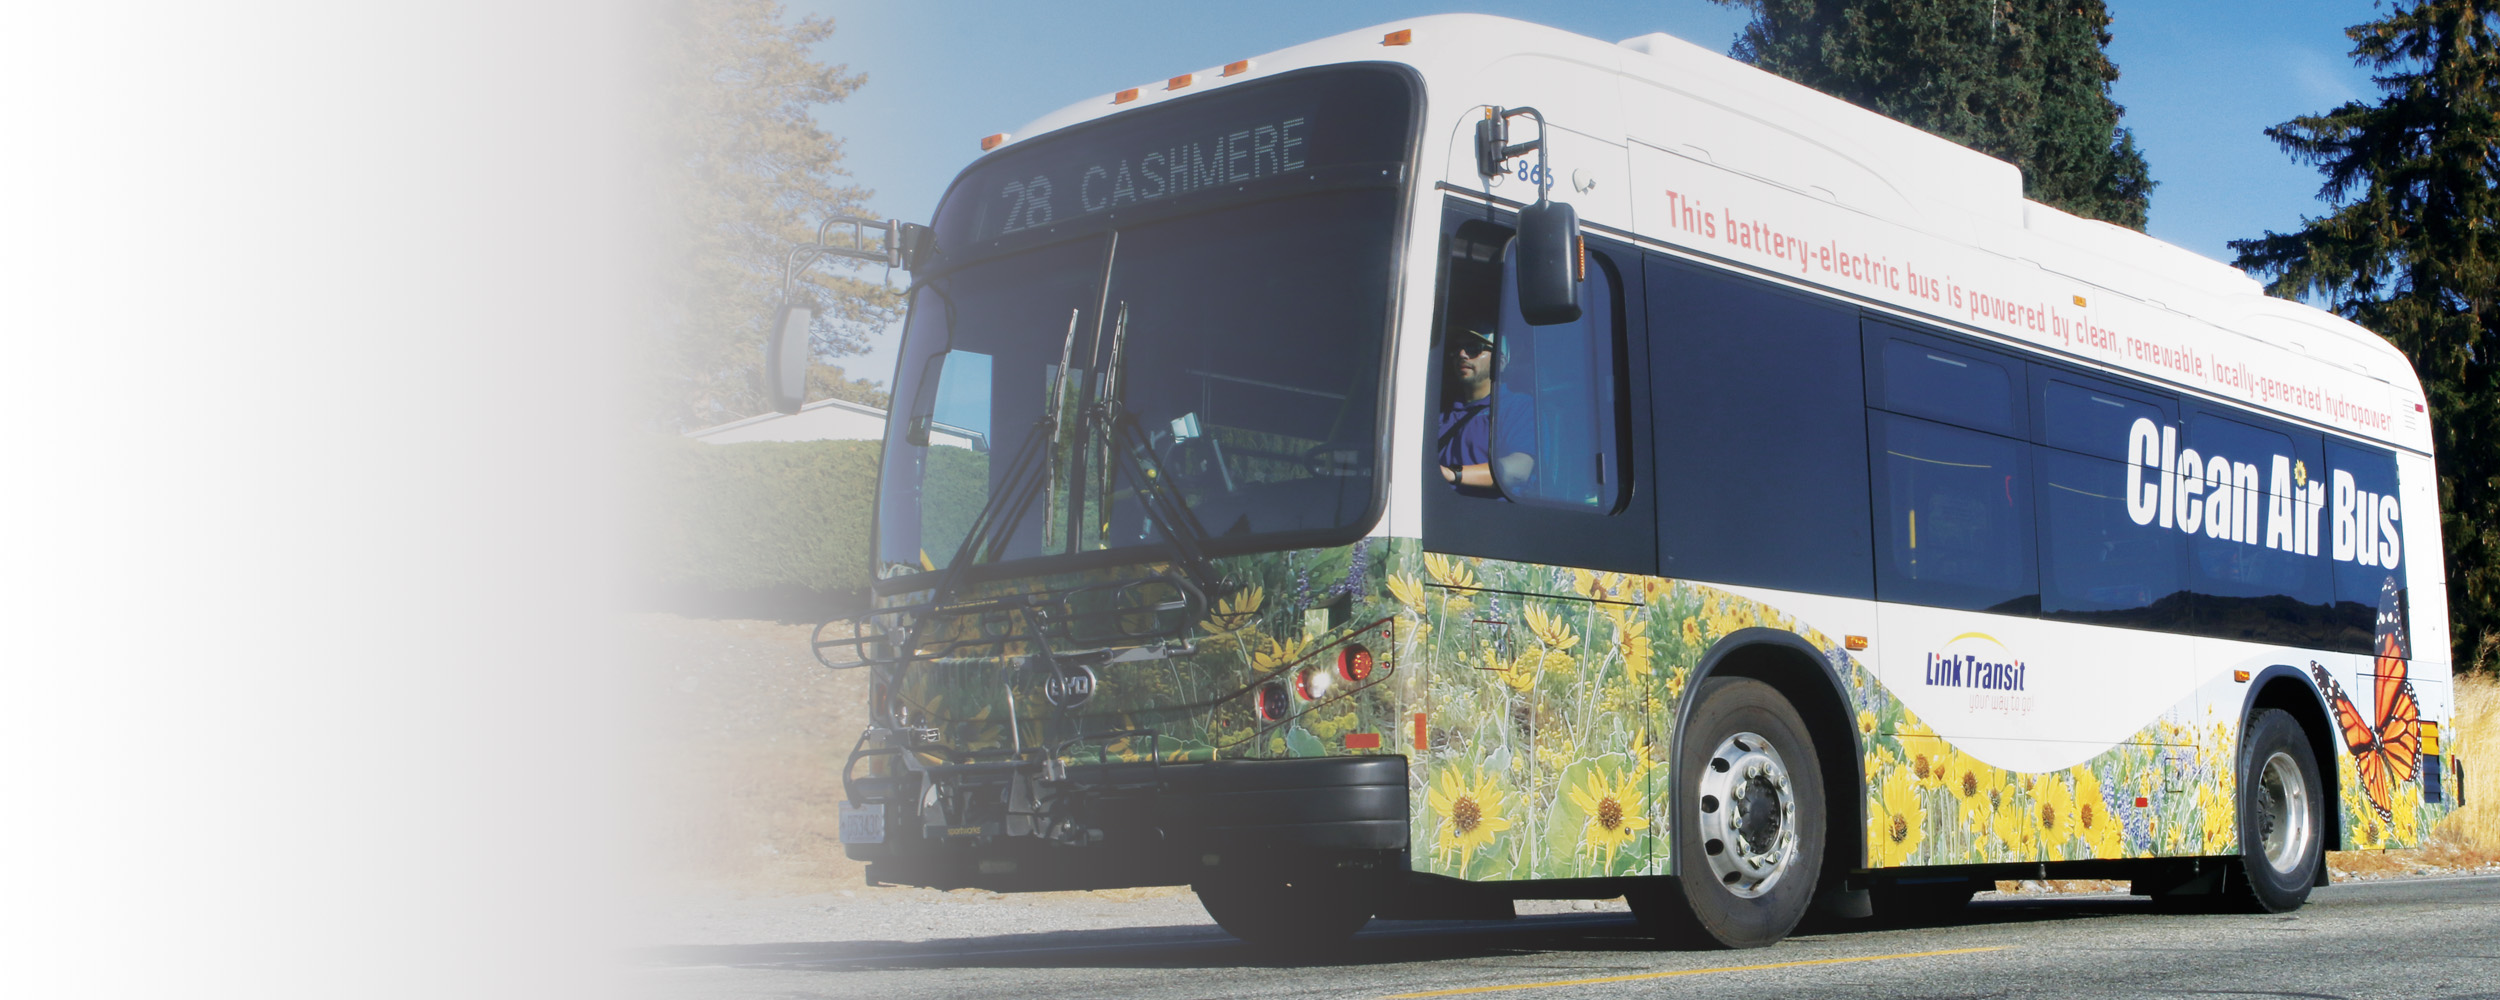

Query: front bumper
848 755 1408 891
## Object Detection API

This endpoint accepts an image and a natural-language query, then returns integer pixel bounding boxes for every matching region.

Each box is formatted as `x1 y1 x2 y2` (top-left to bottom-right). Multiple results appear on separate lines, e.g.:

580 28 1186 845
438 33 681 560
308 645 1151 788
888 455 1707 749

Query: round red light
1337 643 1374 682
1256 681 1289 722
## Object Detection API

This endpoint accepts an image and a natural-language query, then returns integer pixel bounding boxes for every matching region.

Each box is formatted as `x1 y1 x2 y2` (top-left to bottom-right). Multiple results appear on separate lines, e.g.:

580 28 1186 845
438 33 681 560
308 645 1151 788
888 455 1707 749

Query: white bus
802 13 2464 949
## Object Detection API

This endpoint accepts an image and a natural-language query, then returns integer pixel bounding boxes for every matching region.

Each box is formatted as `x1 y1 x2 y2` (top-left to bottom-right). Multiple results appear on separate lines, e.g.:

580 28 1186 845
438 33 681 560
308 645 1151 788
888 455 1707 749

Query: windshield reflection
878 190 1396 580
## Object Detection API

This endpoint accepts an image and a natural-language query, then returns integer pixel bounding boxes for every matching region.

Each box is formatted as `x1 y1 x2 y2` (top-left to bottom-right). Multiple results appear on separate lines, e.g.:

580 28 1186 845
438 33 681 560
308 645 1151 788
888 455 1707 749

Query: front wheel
1631 677 1824 949
1194 874 1373 948
2231 708 2324 913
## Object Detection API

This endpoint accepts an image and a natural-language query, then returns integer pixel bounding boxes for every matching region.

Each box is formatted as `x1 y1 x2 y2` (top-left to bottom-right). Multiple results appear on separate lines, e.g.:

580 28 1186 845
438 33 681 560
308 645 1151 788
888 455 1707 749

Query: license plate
838 801 886 844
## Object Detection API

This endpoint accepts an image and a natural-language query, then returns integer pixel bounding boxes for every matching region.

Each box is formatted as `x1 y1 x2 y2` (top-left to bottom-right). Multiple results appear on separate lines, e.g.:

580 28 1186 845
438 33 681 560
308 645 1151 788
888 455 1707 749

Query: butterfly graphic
2308 580 2418 822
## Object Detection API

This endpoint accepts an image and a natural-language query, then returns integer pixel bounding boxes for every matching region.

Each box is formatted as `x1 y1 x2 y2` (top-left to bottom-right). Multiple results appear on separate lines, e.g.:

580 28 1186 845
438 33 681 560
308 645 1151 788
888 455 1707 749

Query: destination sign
974 113 1314 240
933 66 1415 257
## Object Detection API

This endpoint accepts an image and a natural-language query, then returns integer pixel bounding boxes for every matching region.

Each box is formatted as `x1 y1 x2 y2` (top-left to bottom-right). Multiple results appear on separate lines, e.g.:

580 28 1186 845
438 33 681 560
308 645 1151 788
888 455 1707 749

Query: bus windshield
875 66 1413 582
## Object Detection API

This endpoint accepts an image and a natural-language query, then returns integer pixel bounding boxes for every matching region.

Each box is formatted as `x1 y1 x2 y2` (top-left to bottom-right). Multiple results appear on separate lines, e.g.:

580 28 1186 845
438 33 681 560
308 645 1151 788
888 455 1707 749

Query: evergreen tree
1712 0 2154 228
2231 2 2500 674
655 0 900 431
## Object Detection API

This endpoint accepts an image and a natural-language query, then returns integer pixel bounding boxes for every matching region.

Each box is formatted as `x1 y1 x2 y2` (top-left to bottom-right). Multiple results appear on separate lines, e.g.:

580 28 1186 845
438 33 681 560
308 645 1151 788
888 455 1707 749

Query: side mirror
1515 200 1582 325
765 300 812 414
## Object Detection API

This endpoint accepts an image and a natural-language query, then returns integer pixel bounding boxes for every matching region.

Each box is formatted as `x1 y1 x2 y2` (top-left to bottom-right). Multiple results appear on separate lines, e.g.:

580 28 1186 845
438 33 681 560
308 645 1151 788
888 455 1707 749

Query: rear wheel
2230 708 2323 913
1194 874 1373 948
1630 677 1824 949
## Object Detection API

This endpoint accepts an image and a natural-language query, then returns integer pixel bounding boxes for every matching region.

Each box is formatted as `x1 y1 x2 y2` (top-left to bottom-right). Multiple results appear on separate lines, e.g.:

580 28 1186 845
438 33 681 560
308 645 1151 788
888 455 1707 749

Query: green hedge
647 437 884 594
644 437 991 603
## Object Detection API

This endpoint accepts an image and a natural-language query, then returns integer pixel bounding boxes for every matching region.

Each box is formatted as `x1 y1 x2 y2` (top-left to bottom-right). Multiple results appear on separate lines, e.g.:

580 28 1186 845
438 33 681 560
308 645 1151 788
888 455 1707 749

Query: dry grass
634 614 872 894
2431 670 2500 848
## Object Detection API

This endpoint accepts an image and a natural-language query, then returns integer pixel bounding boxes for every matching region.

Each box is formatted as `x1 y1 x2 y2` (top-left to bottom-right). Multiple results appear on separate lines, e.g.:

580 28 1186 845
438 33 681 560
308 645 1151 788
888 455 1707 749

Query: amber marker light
1114 87 1140 104
1344 733 1382 749
2073 295 2089 307
980 133 1009 151
2234 670 2252 682
1382 28 1412 45
1167 73 1193 90
1222 59 1251 77
1844 635 1868 651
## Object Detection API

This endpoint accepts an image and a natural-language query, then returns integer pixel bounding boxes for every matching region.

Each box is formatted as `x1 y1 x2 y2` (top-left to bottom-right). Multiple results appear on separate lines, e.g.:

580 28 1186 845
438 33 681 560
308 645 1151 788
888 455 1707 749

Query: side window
2033 372 2184 629
2180 411 2333 645
1432 219 1624 511
2036 447 2185 627
1490 238 1621 510
1866 323 2036 614
1871 412 2038 613
1865 322 2025 437
1433 219 1514 502
2326 439 2405 652
1646 256 1871 599
2038 378 2163 454
1423 205 1651 575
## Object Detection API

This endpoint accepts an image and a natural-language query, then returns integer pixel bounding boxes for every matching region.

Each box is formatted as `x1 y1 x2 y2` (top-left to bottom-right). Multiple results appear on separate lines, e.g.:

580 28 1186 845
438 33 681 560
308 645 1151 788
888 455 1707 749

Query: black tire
2229 708 2324 913
1194 874 1373 948
1630 677 1825 949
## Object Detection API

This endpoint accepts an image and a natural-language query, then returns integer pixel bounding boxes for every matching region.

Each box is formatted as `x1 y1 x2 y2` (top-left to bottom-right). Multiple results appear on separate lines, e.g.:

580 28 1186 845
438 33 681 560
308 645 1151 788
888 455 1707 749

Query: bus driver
1436 326 1535 500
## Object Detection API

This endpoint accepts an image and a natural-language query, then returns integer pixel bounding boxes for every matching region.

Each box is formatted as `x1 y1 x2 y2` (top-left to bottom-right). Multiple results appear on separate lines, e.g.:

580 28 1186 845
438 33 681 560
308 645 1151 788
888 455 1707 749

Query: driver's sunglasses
1454 344 1492 357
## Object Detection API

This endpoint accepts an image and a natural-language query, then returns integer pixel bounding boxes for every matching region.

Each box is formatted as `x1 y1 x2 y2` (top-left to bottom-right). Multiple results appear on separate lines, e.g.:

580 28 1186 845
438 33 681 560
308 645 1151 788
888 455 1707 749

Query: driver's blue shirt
1435 389 1536 500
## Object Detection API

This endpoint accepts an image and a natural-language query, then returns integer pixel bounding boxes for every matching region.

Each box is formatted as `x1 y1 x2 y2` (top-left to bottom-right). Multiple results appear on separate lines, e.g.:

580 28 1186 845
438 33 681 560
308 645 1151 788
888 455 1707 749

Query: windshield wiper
1088 301 1225 599
939 308 1086 587
824 304 1224 671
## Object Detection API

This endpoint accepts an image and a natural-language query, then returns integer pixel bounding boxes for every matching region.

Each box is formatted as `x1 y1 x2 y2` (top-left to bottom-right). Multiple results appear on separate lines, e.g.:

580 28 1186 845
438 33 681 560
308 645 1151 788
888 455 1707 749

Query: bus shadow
638 913 1668 972
1797 891 2162 937
638 896 2161 973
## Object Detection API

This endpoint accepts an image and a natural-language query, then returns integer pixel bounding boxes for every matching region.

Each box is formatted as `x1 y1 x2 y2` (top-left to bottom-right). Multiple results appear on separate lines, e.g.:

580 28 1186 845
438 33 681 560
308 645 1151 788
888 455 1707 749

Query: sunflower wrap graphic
874 539 2452 879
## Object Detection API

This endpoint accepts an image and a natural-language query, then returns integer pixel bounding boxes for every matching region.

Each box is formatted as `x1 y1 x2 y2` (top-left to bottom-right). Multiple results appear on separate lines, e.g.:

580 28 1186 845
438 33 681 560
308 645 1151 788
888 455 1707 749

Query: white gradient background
7 5 652 996
0 4 2404 996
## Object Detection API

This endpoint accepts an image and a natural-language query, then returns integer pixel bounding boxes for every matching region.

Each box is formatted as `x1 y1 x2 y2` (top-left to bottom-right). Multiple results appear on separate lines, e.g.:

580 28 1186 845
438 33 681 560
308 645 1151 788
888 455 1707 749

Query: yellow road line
1381 946 2006 998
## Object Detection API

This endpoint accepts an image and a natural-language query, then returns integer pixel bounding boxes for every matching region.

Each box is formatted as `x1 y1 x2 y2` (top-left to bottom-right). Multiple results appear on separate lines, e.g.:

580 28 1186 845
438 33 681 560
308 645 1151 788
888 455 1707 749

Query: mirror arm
779 244 825 302
811 215 906 268
779 215 937 300
1475 105 1554 206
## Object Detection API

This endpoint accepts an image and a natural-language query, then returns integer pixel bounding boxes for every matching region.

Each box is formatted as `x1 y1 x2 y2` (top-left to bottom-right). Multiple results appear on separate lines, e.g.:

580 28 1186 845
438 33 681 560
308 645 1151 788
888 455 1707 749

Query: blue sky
799 1 2386 383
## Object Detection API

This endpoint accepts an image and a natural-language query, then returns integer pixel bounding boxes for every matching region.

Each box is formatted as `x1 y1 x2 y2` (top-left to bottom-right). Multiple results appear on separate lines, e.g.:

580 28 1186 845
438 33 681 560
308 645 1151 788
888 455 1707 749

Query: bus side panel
1404 550 1668 882
1392 548 2357 879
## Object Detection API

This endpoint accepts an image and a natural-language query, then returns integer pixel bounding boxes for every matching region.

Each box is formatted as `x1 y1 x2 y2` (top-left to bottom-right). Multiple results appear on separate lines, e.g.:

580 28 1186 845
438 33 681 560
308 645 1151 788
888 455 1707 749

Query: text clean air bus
783 14 2465 948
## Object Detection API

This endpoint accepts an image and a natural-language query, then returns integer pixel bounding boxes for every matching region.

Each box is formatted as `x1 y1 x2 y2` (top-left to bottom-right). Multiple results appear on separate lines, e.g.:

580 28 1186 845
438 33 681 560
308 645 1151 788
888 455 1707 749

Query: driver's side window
1423 208 1645 574
1432 220 1622 511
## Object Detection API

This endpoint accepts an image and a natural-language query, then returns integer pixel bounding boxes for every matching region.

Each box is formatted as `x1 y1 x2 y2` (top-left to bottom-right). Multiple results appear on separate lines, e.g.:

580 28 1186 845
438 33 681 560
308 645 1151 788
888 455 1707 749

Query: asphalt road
635 875 2500 1000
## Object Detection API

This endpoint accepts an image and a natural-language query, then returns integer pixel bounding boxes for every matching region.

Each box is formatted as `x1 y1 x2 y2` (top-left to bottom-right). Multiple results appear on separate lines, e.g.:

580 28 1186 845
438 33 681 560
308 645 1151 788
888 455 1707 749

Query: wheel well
1696 634 1864 877
2250 674 2343 851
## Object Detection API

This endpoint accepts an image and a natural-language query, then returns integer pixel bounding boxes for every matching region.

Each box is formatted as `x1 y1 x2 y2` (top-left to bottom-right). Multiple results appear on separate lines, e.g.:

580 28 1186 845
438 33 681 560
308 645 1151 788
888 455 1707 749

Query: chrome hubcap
2256 750 2313 876
1695 731 1797 898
